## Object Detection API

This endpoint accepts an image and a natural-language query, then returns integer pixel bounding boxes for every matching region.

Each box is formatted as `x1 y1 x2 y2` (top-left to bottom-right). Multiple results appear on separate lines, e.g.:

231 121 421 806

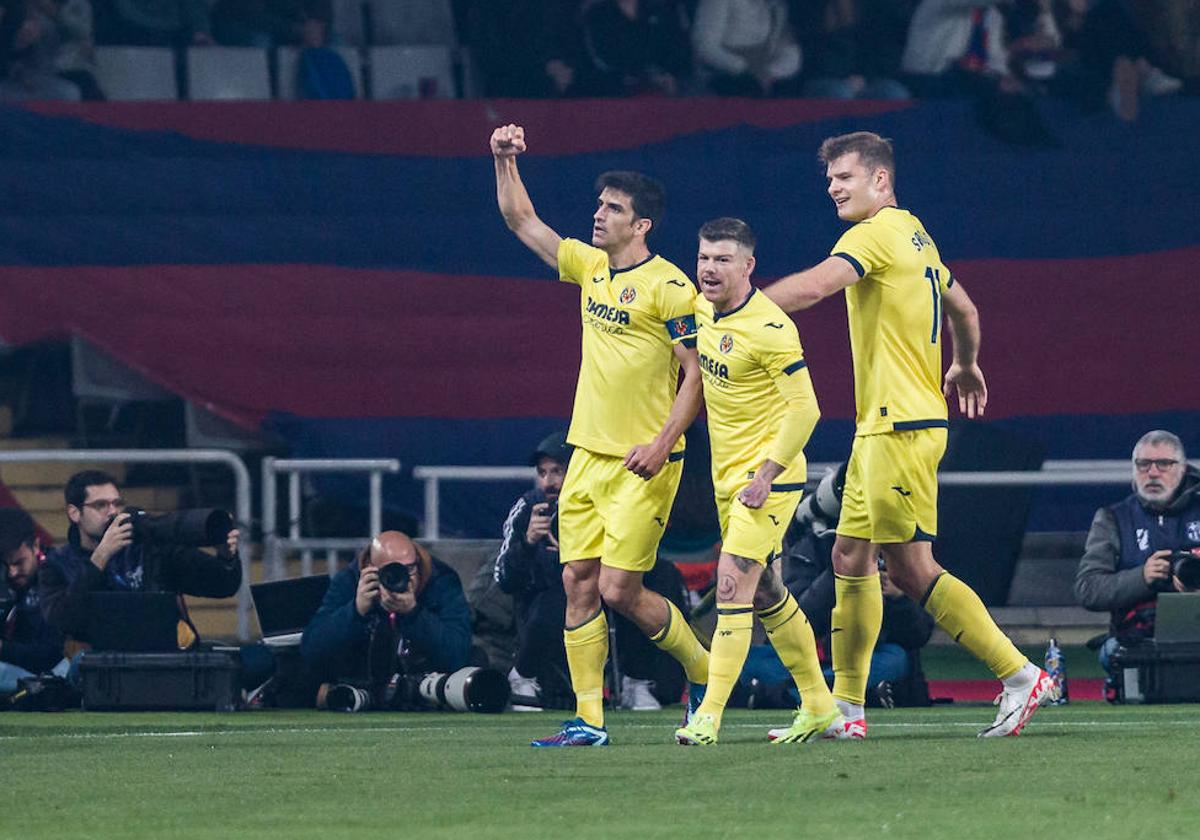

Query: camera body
108 508 233 547
377 562 411 594
1166 549 1200 591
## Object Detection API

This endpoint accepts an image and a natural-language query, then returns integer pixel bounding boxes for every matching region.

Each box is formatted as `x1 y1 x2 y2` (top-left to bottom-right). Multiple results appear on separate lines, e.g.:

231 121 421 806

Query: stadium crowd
0 0 1193 126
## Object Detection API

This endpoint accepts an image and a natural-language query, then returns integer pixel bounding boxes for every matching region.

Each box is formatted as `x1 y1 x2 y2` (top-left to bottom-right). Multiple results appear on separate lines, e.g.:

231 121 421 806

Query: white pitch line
1 717 1196 742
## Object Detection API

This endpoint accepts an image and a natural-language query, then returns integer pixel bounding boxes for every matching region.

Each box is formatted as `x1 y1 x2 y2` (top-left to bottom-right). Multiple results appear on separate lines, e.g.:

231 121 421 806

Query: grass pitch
2 703 1197 840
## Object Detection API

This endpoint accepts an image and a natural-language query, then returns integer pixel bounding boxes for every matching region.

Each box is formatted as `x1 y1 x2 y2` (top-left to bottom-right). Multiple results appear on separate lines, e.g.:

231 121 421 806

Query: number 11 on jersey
924 266 941 344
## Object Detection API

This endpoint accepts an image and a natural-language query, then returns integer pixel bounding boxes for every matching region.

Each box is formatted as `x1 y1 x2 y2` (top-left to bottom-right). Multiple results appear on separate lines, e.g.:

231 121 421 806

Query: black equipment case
79 652 240 711
1110 642 1200 703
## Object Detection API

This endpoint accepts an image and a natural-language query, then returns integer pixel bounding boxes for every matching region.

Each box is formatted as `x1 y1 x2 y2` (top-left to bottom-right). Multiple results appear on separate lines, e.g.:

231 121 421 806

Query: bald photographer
301 531 472 694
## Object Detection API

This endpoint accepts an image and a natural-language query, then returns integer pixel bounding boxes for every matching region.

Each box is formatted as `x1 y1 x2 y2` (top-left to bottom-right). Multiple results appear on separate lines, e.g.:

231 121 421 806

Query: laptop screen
85 591 181 652
250 576 330 640
1154 593 1200 644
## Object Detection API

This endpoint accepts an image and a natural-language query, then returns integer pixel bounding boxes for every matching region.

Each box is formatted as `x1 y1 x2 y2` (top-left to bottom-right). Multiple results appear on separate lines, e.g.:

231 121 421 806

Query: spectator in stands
210 0 328 48
901 0 1057 145
1056 0 1182 122
39 470 242 649
1 508 67 695
93 0 213 47
49 0 103 99
0 0 86 100
463 0 587 97
791 0 912 100
494 431 687 711
301 531 472 696
1075 430 1200 692
691 0 803 96
581 0 691 96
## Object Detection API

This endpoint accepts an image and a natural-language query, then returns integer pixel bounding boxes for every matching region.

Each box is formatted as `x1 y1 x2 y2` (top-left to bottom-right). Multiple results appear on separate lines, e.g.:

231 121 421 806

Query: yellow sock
757 593 835 717
695 603 753 723
923 573 1026 680
831 573 882 707
650 598 709 685
564 610 608 727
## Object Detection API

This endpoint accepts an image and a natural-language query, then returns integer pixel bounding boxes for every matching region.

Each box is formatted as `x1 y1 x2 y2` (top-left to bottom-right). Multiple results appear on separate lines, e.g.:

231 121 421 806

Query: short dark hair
0 507 36 561
64 470 119 509
818 131 895 183
698 217 757 253
594 171 666 238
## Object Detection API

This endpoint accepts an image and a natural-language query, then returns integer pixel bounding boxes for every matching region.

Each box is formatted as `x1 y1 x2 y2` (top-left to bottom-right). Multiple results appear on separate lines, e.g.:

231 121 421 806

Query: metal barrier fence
261 457 401 580
412 459 1198 539
0 449 254 640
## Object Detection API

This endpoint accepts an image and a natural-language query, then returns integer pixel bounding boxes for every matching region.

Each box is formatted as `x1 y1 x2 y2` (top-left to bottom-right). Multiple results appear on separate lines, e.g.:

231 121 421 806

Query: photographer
39 470 242 644
1074 431 1200 685
1 508 66 694
301 531 471 692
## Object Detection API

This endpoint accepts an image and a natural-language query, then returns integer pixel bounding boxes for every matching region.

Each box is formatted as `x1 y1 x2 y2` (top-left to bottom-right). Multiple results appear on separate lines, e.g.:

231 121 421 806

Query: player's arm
490 124 561 270
740 361 820 508
624 342 703 480
761 256 859 312
941 278 987 418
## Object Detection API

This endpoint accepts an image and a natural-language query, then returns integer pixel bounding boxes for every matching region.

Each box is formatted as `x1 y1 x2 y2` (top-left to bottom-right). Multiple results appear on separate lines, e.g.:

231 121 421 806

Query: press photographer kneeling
301 531 506 712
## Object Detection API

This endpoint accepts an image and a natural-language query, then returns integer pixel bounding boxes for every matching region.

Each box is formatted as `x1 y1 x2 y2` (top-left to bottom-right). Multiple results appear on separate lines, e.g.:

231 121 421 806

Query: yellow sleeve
759 328 820 468
656 272 698 345
557 238 602 287
830 221 893 279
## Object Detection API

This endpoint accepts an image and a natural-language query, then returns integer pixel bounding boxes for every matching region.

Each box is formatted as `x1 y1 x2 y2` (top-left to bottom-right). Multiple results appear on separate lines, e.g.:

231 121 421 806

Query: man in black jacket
1 508 66 694
39 470 242 646
1074 430 1199 687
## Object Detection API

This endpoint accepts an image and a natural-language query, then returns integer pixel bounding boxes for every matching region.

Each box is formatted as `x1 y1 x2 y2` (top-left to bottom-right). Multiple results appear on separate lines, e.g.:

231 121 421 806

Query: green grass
2 704 1197 839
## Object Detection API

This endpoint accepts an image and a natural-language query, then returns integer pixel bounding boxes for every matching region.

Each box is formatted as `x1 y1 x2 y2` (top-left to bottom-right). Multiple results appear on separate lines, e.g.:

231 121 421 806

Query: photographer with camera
301 531 472 704
1074 431 1200 689
39 470 242 646
1 508 66 695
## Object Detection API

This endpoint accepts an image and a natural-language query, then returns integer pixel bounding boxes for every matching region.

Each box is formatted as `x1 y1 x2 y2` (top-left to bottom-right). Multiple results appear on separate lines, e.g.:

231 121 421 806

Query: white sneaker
507 668 542 712
619 676 661 711
978 668 1055 737
1142 66 1183 96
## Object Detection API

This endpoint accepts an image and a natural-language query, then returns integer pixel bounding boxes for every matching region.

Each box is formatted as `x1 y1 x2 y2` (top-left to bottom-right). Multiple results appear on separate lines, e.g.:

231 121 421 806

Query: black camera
108 508 233 547
377 562 411 594
1168 549 1200 591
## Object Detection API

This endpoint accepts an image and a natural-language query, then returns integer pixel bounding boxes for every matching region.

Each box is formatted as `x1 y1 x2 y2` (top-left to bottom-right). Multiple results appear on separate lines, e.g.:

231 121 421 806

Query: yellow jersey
831 206 954 436
558 238 697 458
695 289 820 496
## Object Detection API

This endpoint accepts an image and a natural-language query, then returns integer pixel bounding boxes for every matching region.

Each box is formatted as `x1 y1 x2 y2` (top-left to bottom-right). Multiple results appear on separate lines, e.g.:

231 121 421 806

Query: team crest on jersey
619 286 637 305
719 334 734 354
1187 521 1200 542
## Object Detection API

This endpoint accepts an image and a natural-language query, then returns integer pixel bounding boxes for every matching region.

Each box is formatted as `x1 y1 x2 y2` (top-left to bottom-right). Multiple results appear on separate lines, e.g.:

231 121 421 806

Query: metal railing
411 459 1197 539
0 449 254 640
261 457 401 580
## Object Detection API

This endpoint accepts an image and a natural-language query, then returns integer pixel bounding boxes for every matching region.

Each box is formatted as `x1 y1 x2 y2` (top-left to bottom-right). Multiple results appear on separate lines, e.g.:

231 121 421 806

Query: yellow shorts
836 427 946 544
717 488 803 564
558 447 684 572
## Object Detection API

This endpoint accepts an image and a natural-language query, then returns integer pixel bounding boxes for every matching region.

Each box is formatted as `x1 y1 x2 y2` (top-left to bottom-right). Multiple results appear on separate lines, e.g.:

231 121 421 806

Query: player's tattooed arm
490 124 562 270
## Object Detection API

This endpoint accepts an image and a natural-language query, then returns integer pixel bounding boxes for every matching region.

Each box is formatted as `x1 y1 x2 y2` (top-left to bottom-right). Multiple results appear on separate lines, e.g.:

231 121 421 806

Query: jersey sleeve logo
619 286 638 304
665 314 697 341
719 334 734 354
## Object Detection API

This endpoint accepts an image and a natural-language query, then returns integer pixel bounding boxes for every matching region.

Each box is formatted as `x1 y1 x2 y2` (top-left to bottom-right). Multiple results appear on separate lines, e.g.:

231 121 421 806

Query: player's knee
562 561 600 598
597 571 640 614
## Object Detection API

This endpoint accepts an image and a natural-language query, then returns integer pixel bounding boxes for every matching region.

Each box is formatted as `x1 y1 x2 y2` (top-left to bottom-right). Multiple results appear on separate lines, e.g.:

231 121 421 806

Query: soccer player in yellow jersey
490 124 711 747
674 217 843 746
763 131 1054 739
